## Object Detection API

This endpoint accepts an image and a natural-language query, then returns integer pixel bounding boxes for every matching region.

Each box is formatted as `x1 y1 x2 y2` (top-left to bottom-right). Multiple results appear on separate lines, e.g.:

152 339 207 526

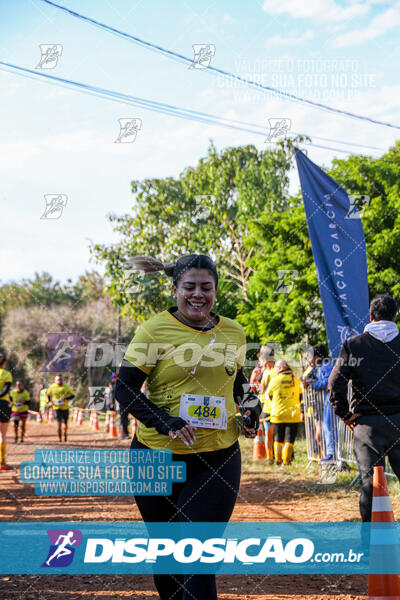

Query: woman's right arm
116 360 188 436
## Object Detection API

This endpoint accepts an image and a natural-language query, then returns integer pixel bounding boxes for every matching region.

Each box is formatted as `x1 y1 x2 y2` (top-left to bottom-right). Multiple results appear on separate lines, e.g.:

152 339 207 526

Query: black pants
120 410 129 435
353 413 400 521
274 422 298 444
131 437 241 600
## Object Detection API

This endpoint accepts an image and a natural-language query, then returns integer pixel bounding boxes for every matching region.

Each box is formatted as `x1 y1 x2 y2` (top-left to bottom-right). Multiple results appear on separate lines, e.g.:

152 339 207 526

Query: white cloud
268 30 314 45
262 0 370 23
333 5 400 46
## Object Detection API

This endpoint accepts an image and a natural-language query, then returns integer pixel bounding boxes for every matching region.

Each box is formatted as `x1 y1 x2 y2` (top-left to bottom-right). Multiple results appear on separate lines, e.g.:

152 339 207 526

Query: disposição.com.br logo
42 529 82 568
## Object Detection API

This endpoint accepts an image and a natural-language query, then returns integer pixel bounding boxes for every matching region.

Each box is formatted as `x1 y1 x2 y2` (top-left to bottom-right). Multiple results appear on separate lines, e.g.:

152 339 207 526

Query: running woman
266 359 302 466
47 375 75 442
10 381 31 443
116 254 261 600
0 354 13 470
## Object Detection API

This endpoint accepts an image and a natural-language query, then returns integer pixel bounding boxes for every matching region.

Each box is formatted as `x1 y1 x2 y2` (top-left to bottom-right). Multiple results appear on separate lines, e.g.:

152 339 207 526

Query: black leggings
131 437 241 600
274 422 299 444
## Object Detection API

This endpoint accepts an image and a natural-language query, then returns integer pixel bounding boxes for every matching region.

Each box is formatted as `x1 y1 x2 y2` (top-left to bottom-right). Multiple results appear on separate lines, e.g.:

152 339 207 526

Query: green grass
239 436 400 509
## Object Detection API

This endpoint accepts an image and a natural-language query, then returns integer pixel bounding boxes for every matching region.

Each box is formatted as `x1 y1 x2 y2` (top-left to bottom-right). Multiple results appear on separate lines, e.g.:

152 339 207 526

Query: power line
40 0 400 131
0 60 376 156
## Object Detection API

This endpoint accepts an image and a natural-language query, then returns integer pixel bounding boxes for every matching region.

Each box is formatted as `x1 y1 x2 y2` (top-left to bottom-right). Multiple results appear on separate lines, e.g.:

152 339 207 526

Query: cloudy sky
1 0 399 282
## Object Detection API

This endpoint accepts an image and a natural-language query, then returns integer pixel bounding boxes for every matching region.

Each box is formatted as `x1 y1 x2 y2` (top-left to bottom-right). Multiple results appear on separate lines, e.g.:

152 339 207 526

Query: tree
1 297 134 404
91 138 307 321
238 141 400 346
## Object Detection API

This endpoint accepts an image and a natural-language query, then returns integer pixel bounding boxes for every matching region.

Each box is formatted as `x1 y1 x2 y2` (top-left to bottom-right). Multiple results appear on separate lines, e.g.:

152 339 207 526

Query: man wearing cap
259 346 276 462
329 294 400 521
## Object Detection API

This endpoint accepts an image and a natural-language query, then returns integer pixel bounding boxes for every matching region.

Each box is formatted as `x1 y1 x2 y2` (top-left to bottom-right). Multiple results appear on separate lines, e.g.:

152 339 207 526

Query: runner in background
10 381 30 443
259 347 276 462
267 359 302 466
0 354 13 470
116 254 261 600
47 375 75 442
39 385 49 422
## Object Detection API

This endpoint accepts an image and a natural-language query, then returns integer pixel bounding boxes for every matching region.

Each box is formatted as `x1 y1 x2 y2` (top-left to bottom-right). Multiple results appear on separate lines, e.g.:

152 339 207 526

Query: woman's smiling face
173 268 217 326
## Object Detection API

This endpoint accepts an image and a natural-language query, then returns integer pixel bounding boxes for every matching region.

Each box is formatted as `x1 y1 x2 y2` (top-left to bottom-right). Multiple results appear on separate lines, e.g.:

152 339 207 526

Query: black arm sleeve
0 382 11 398
115 360 187 436
234 368 262 429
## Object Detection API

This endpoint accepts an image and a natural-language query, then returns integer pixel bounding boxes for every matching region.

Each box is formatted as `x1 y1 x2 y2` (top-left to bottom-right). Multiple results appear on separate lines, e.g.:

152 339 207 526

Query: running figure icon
45 531 77 566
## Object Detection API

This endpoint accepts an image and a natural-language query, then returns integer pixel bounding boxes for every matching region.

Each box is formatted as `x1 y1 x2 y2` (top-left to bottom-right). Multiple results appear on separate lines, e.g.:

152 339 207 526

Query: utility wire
39 0 400 131
0 60 376 156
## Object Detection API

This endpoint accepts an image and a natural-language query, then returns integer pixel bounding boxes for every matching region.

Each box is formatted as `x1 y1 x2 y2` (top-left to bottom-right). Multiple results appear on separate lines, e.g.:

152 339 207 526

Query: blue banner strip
1 522 399 574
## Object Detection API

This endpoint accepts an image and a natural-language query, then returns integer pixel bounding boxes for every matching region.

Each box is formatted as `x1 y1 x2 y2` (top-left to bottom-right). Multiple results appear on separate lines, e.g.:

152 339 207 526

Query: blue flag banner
295 149 369 357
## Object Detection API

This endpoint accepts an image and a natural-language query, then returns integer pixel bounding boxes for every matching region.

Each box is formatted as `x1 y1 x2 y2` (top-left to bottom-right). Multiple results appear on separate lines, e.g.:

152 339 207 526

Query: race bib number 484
179 394 227 430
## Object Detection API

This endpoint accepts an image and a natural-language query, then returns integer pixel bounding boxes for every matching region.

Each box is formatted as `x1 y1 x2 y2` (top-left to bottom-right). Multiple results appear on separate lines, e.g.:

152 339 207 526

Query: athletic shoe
14 438 18 444
0 464 14 471
120 434 129 440
320 454 334 462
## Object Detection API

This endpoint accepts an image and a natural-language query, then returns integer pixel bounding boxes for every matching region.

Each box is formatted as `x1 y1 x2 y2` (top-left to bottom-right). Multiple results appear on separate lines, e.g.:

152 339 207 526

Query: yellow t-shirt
124 309 247 453
10 389 30 413
47 383 74 410
39 389 49 408
260 368 276 414
0 368 13 406
266 371 302 424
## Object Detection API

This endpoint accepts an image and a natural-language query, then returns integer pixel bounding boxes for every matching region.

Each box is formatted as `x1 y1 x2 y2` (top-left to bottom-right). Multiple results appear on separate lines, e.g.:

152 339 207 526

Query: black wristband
155 416 188 436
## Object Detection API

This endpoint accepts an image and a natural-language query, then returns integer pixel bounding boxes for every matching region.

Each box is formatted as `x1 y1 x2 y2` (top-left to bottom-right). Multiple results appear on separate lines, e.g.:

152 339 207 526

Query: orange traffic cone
104 411 110 433
368 466 400 599
73 407 79 424
36 412 42 424
109 411 118 438
91 410 99 432
48 408 54 423
252 423 266 461
77 409 84 426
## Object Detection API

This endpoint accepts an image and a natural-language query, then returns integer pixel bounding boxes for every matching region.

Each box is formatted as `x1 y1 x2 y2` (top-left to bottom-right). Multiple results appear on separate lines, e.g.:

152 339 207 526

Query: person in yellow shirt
258 347 276 461
11 381 31 443
0 354 13 470
266 359 302 466
116 254 261 600
47 375 75 442
39 385 50 422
